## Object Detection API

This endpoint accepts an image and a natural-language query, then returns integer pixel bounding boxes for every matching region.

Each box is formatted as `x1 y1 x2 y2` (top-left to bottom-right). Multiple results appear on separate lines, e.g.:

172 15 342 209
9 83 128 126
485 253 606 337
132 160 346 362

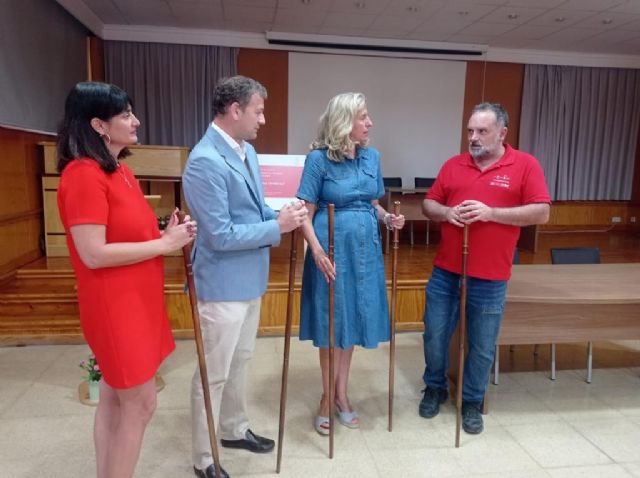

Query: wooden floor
1 229 639 370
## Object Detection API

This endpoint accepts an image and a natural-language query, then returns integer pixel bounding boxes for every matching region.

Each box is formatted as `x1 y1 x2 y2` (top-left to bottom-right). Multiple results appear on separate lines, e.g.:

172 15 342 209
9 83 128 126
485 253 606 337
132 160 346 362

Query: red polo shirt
427 144 550 280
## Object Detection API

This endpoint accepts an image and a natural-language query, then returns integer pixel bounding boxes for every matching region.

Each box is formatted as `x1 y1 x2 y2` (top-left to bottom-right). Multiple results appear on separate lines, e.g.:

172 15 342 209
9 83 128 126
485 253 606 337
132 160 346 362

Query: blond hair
311 92 368 162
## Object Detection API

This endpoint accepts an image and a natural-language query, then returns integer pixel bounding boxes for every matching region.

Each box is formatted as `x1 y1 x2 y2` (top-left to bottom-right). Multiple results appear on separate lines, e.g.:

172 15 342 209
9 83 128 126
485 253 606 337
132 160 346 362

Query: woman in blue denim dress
296 92 405 434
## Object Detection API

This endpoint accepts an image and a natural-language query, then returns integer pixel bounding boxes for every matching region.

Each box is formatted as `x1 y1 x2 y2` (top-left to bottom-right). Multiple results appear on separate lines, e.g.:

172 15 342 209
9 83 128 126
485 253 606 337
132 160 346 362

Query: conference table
380 187 429 253
499 263 640 345
448 263 640 411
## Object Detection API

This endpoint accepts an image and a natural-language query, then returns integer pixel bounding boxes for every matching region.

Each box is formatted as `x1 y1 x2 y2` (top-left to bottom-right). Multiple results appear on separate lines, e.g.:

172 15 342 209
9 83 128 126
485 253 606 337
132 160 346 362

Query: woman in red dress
57 82 196 478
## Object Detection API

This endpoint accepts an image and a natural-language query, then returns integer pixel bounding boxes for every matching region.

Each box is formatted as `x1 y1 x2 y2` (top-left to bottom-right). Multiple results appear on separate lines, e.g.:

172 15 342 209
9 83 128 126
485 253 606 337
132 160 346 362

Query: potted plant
79 354 102 402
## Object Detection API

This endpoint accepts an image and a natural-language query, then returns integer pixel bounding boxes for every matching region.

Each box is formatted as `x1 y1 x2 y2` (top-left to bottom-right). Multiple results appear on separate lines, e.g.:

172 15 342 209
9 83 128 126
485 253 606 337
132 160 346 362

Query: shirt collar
212 121 246 161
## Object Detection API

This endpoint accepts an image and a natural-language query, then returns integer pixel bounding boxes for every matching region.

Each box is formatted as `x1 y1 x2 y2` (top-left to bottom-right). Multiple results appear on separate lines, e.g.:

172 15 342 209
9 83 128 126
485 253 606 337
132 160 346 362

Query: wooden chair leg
481 375 490 414
586 341 593 383
425 219 430 245
493 345 500 385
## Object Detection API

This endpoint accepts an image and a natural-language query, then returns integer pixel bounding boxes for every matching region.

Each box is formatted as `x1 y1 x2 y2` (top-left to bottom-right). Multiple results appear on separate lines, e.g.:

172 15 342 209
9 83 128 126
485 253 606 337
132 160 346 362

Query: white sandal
314 415 330 435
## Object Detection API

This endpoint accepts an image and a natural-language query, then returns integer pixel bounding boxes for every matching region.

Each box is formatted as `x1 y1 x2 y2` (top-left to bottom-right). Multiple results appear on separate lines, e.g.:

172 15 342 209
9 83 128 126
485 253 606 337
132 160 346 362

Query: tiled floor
1 334 640 477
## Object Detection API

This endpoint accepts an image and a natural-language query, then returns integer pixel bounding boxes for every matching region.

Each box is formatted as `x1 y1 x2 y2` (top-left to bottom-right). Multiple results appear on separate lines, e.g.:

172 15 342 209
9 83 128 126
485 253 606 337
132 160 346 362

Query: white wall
288 52 466 187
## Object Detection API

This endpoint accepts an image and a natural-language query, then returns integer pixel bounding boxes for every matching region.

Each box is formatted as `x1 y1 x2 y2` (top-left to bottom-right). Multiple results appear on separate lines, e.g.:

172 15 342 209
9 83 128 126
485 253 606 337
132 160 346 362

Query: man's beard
469 144 489 158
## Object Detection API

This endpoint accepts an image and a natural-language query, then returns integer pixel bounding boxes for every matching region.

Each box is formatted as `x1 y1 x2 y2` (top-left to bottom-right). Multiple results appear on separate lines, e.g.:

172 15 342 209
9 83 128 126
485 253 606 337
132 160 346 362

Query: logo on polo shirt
490 174 510 189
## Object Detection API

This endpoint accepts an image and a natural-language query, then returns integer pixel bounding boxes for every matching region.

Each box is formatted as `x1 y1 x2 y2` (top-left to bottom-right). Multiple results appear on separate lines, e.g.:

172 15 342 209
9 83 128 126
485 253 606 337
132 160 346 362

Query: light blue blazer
182 125 281 302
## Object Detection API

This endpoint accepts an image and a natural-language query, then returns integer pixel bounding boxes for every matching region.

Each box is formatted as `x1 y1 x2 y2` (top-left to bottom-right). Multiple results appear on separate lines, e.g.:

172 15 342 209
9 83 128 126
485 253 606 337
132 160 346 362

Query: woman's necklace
117 163 133 188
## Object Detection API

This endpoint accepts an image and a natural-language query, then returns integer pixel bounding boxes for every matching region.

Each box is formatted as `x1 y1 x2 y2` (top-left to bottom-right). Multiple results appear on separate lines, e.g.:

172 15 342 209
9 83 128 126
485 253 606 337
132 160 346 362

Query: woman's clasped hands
162 208 197 251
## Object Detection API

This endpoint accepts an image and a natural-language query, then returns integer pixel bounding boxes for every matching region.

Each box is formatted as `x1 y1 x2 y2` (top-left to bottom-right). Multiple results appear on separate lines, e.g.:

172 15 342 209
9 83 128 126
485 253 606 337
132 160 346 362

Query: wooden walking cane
328 203 336 459
388 201 401 432
179 213 223 478
276 229 297 473
455 224 470 448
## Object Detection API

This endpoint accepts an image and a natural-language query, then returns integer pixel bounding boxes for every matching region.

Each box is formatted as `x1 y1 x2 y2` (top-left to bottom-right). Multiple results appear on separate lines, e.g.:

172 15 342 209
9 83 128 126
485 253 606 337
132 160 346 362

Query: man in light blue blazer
183 76 307 478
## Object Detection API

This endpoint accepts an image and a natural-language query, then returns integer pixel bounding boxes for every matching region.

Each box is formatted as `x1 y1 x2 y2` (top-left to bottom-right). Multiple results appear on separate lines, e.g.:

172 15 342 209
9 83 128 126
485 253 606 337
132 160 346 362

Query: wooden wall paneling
258 287 301 335
148 181 178 217
165 279 427 337
39 142 189 256
88 36 105 82
482 62 525 148
393 286 426 331
42 176 68 256
41 142 189 177
460 62 486 153
42 177 63 233
545 201 637 230
460 61 525 152
0 127 53 279
0 217 43 282
237 49 288 153
0 129 46 216
164 286 195 332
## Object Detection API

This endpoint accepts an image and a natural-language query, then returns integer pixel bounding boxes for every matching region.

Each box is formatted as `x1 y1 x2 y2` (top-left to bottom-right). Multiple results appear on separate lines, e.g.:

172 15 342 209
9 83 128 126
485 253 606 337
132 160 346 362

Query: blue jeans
422 266 507 403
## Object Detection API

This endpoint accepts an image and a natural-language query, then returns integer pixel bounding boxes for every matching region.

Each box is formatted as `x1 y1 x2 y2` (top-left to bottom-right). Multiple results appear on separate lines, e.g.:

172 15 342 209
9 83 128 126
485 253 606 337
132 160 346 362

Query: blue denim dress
297 147 390 349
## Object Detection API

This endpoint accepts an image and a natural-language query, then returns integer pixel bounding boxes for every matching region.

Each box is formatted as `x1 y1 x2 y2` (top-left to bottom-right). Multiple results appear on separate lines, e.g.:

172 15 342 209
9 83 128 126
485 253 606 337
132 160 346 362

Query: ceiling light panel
458 0 507 5
534 26 600 45
321 11 377 29
275 8 326 26
111 0 175 25
496 24 562 41
559 0 628 12
276 0 333 11
441 0 502 9
618 18 640 31
486 6 548 24
223 4 275 23
504 0 565 7
367 14 426 32
610 1 640 15
573 12 639 30
383 0 443 18
528 9 595 27
458 21 519 37
169 2 225 29
580 28 640 46
223 0 277 7
83 0 128 24
615 37 640 54
434 3 498 21
328 0 393 15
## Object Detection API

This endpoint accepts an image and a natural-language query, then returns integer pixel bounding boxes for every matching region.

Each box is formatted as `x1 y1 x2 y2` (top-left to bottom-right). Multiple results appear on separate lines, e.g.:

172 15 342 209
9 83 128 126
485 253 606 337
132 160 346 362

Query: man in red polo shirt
418 102 550 434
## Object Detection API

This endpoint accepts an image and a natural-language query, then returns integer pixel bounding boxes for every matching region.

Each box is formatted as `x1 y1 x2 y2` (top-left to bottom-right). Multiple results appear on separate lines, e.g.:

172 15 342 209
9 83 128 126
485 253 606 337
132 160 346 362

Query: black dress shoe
220 429 275 453
193 464 230 478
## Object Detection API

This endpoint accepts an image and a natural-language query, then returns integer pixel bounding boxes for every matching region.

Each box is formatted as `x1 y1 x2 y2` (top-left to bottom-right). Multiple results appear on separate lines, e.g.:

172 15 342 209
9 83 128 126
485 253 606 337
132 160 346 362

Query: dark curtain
519 64 640 200
105 41 238 147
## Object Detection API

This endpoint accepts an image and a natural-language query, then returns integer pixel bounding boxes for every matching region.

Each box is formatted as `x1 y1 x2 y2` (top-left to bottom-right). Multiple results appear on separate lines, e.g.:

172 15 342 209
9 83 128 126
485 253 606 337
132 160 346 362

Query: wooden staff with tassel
276 229 298 473
455 224 470 448
388 201 401 432
179 212 223 478
328 203 336 459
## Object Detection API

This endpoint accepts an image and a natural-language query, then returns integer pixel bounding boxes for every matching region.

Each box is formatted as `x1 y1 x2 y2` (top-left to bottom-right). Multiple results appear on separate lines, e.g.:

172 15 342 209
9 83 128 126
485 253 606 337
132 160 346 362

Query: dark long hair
57 82 133 173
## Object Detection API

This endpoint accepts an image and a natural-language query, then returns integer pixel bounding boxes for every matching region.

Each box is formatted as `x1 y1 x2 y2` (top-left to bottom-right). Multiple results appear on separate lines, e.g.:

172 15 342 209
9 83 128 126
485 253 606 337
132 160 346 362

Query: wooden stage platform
1 230 639 346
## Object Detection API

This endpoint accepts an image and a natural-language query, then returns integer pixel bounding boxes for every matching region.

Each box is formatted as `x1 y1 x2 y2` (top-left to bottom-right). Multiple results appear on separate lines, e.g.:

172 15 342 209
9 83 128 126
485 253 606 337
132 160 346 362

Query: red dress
58 158 175 389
